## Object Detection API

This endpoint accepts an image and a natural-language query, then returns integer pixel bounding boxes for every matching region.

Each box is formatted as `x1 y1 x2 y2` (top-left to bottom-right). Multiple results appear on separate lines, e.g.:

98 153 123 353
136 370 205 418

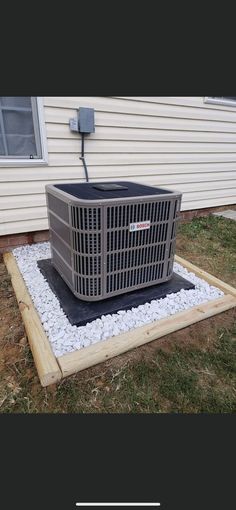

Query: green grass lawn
0 214 236 413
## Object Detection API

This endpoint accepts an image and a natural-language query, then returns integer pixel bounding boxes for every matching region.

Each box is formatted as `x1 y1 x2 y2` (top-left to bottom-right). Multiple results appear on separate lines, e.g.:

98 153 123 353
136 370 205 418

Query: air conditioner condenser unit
46 181 182 301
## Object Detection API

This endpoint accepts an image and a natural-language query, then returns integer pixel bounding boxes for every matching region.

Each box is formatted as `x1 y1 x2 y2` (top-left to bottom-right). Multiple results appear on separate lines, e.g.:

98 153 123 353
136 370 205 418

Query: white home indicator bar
76 504 161 507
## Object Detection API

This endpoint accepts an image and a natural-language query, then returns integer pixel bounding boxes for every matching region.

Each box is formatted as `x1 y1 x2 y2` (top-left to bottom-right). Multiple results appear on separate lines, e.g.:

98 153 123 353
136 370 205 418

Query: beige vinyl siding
0 96 236 236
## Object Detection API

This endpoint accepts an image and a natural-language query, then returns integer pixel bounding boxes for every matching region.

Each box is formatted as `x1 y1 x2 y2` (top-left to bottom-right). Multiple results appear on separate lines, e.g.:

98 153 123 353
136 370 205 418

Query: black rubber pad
38 259 195 327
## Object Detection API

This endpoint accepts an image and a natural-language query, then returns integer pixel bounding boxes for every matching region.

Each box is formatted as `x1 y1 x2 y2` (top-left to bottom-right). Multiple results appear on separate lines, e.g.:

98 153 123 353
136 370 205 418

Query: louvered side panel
105 196 179 297
71 205 102 299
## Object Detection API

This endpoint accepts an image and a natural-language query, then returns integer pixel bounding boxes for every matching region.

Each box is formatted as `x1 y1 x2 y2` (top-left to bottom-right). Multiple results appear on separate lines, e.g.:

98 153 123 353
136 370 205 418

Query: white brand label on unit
129 220 150 232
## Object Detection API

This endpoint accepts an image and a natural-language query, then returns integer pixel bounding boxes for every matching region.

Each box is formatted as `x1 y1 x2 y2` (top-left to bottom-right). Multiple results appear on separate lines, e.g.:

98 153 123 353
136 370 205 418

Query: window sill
0 158 48 167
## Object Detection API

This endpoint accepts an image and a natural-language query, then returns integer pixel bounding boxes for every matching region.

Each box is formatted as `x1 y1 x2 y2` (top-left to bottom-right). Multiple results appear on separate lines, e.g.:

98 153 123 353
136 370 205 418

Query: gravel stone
12 242 224 357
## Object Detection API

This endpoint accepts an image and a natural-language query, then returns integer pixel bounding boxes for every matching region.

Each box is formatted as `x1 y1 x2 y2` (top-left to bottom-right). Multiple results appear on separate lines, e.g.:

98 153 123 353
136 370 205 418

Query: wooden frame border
3 252 62 386
3 252 236 386
175 255 236 297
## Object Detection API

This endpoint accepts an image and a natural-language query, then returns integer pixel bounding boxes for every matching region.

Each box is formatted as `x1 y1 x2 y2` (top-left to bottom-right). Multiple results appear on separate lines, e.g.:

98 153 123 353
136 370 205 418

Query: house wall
1 96 236 236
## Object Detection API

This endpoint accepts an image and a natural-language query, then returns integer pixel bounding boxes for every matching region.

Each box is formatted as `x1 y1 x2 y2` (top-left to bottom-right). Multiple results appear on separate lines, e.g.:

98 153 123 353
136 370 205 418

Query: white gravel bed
12 242 224 358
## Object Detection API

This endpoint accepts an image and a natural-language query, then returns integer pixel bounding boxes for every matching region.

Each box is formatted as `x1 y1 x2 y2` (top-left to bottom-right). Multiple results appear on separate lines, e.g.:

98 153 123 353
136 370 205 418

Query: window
204 96 236 107
0 97 48 165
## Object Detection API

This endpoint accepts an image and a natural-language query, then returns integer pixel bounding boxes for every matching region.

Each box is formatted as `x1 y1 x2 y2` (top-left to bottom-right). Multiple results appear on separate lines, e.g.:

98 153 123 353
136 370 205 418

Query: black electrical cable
79 133 89 182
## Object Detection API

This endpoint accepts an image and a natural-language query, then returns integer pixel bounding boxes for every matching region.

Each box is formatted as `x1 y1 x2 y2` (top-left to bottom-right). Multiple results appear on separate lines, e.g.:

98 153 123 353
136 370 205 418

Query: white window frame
0 97 48 166
204 96 236 107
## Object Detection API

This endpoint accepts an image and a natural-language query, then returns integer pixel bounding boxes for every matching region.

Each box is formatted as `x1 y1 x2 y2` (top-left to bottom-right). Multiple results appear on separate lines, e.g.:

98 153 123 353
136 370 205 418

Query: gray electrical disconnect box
69 107 95 134
79 107 95 133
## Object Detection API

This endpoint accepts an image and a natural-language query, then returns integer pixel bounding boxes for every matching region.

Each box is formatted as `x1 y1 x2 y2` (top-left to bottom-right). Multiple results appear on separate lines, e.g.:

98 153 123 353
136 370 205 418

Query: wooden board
58 294 236 377
3 252 62 387
3 252 236 386
175 255 236 297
